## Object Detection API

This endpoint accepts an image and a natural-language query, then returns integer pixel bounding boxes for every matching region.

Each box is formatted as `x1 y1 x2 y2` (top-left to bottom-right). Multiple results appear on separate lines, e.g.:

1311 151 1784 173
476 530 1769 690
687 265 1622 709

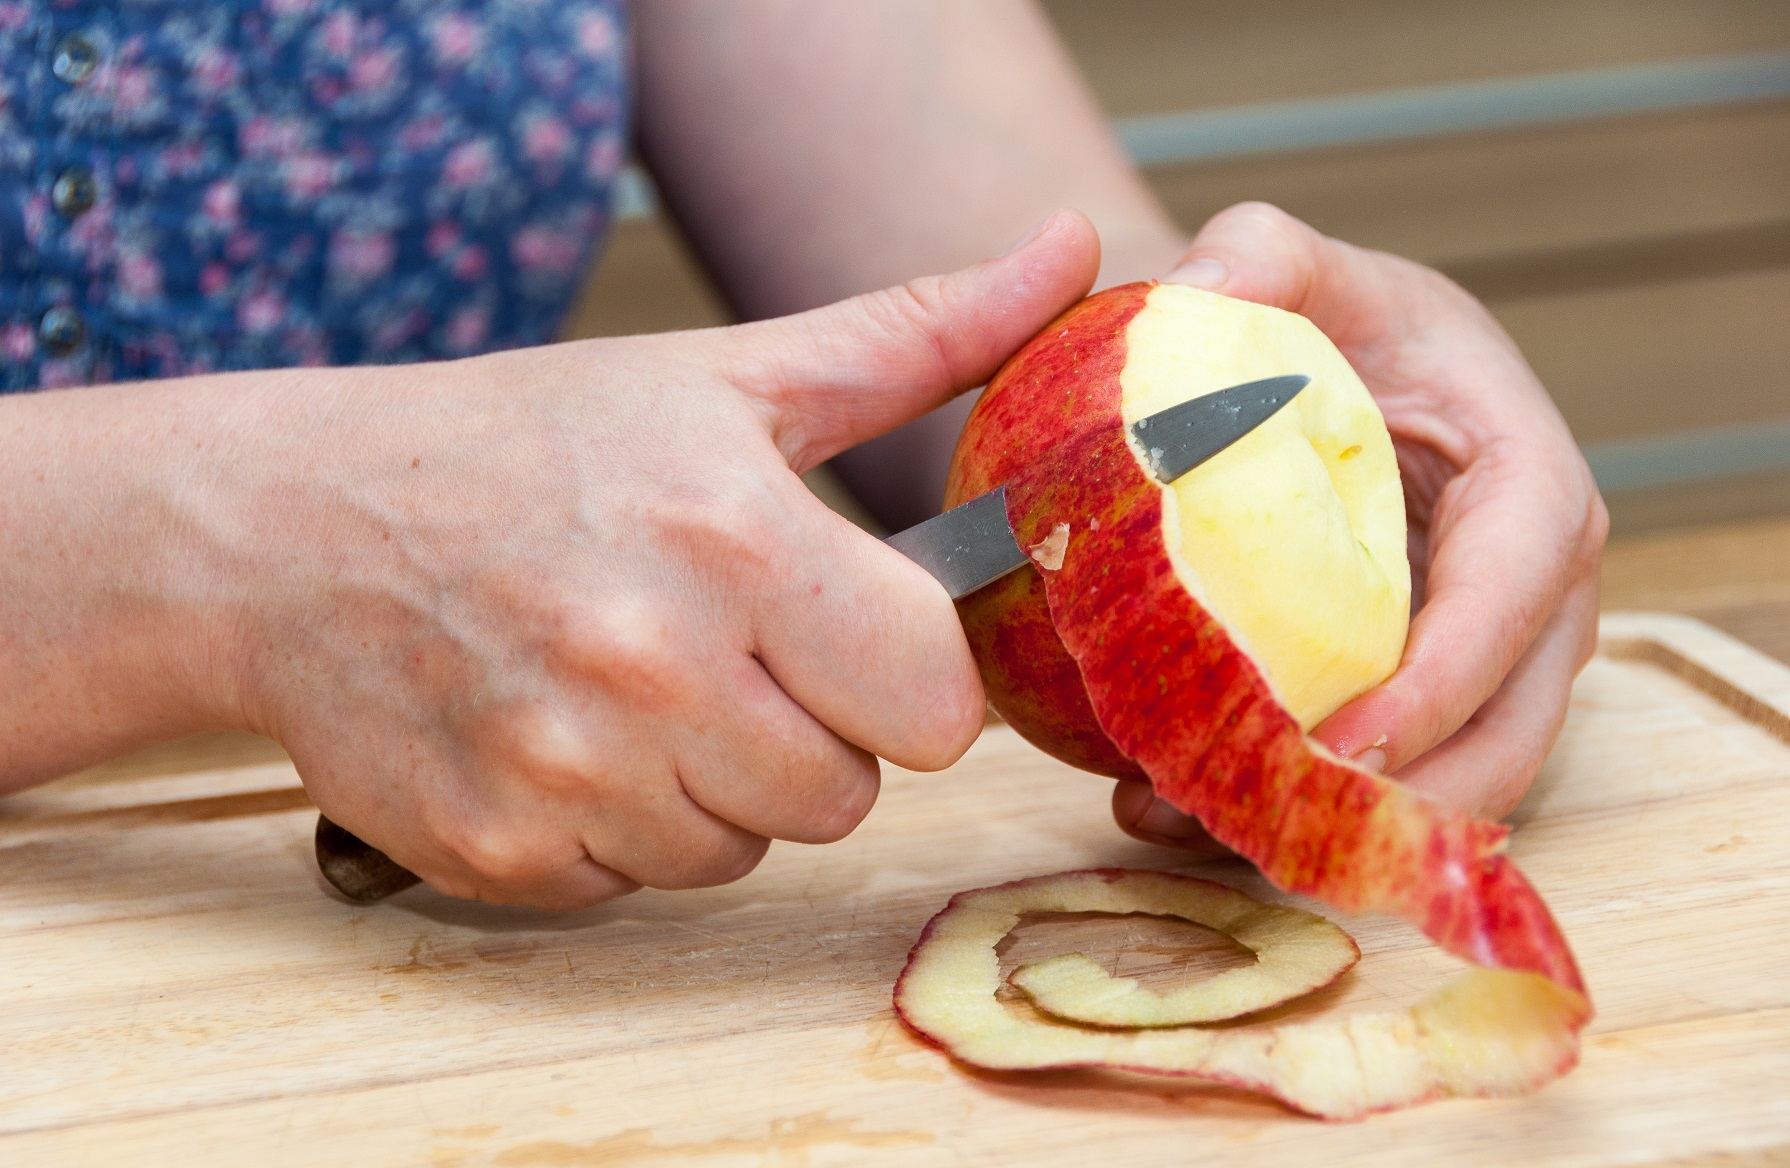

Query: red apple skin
951 286 1148 781
944 282 1590 1003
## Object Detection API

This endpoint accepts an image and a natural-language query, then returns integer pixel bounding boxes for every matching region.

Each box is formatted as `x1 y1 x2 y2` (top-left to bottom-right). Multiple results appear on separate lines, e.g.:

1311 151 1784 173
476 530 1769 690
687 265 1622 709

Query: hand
1114 202 1607 851
198 211 1095 908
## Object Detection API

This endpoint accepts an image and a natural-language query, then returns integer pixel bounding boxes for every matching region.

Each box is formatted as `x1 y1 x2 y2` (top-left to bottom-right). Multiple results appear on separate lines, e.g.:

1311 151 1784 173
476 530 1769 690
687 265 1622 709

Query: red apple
935 281 1589 1110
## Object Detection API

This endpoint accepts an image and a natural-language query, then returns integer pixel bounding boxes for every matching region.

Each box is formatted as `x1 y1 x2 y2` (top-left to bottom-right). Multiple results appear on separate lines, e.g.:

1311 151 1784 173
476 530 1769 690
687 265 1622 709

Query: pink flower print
0 3 27 32
283 326 330 367
444 305 490 354
109 66 157 114
510 225 583 278
350 47 401 95
189 45 239 94
452 244 488 282
575 9 619 59
160 140 207 178
283 151 338 201
431 13 483 67
1 323 35 362
22 192 48 247
521 114 574 167
237 289 287 335
329 228 396 284
425 220 461 259
584 132 622 182
38 358 88 390
239 116 306 160
199 263 232 297
202 180 241 229
443 139 498 189
398 113 447 152
225 230 263 263
321 11 359 58
372 307 429 353
117 249 163 302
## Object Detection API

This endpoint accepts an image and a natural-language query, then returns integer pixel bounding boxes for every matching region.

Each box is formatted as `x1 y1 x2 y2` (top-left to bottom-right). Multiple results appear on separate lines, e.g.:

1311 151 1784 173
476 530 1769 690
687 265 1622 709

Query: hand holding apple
1116 203 1608 850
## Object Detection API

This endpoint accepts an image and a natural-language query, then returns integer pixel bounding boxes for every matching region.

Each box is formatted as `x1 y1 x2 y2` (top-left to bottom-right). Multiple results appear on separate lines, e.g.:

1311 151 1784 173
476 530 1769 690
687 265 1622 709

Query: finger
712 208 1101 472
1163 201 1403 348
674 645 883 845
1388 574 1601 819
411 697 776 897
313 774 645 912
1110 778 1233 859
752 480 986 772
423 852 640 912
1312 448 1604 773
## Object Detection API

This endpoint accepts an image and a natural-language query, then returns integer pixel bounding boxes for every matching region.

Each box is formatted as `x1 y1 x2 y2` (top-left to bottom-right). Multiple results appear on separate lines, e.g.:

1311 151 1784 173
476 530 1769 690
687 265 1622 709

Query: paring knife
884 373 1310 599
314 374 1311 903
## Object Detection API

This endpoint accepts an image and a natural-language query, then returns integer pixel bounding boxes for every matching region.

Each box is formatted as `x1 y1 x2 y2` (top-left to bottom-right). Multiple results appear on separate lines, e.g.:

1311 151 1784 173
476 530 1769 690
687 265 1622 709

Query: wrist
0 371 333 787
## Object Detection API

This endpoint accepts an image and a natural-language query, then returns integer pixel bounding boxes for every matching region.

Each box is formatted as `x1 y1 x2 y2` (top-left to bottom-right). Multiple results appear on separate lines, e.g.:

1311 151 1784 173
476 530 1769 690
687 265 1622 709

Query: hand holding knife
315 374 1309 902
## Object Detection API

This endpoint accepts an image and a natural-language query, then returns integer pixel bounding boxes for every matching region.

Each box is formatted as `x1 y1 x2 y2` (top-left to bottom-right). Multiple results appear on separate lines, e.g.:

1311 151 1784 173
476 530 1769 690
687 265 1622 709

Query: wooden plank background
561 1 1790 536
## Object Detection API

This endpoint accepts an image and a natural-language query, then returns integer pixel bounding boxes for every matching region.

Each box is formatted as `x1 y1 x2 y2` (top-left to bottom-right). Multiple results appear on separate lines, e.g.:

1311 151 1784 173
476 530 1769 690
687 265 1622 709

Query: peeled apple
924 281 1589 1115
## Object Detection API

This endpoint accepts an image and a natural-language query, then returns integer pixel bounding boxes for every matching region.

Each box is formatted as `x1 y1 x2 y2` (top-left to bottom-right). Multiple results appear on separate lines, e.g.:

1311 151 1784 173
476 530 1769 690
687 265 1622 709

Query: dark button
38 307 87 357
51 168 96 217
52 34 99 85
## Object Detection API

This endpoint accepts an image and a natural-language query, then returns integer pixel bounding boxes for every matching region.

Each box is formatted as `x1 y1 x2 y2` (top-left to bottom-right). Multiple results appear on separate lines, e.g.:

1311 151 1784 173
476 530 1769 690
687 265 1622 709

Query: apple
930 282 1589 1110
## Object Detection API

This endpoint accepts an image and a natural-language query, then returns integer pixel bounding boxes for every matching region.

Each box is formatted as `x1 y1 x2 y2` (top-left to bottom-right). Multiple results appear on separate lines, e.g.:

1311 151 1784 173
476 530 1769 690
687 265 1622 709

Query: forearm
635 0 1184 318
0 371 335 789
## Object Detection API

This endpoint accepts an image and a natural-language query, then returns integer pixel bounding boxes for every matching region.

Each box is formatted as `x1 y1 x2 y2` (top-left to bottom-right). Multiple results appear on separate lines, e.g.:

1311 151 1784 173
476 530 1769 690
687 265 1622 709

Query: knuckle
648 832 770 891
791 754 881 844
554 594 701 714
439 818 548 888
1219 200 1300 238
860 281 956 383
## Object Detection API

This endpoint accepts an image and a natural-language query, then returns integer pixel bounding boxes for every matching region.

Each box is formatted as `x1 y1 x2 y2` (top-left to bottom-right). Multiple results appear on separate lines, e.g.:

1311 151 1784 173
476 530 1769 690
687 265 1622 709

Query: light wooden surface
3 611 1788 1165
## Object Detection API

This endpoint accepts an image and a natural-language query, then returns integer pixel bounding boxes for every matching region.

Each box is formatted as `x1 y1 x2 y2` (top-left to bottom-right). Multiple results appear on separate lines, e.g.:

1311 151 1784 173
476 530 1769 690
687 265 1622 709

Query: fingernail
1136 797 1198 839
1166 256 1228 289
1354 747 1388 774
999 212 1058 257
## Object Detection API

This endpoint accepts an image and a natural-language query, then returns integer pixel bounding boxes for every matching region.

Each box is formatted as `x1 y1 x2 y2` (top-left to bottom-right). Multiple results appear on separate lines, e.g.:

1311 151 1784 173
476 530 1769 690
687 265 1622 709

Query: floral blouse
0 0 629 392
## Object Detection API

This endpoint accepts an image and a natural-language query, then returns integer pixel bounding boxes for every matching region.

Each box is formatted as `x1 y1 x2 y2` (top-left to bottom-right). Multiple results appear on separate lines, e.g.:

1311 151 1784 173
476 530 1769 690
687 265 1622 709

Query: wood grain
4 614 1788 1164
1041 0 1790 117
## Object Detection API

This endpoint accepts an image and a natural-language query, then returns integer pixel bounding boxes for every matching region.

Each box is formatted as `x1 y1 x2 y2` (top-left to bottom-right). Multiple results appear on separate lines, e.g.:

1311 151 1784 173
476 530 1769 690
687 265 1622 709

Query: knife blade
885 374 1308 600
313 372 1309 903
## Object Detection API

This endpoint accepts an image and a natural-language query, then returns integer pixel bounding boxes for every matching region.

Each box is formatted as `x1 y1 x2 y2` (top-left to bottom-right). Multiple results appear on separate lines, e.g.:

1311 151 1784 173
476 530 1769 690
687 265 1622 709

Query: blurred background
564 0 1790 542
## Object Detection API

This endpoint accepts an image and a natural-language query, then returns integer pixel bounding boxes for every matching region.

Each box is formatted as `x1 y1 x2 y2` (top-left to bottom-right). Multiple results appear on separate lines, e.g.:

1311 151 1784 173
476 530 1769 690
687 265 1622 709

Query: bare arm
634 0 1187 528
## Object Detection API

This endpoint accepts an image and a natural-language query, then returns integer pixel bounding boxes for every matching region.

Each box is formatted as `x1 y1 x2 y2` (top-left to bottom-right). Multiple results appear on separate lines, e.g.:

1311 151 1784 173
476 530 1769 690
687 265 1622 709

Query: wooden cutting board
3 612 1788 1166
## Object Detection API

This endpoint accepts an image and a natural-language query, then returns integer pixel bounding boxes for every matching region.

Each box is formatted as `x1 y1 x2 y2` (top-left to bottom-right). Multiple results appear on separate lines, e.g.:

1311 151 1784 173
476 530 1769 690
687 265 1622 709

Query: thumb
713 209 1100 472
1164 201 1401 351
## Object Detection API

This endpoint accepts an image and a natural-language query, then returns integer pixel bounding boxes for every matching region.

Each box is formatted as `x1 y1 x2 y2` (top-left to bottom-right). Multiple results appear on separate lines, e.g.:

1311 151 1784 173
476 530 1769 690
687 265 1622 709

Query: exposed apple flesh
895 870 1585 1120
941 281 1590 1108
998 869 1359 1027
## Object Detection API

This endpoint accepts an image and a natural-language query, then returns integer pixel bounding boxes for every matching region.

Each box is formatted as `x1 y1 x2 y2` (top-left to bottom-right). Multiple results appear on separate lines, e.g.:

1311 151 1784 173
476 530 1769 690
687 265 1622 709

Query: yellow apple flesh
1121 285 1409 729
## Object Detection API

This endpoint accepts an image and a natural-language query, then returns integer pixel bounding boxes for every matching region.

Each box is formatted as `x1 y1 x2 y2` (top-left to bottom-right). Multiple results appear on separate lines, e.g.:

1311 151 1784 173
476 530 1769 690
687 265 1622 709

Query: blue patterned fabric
0 0 628 391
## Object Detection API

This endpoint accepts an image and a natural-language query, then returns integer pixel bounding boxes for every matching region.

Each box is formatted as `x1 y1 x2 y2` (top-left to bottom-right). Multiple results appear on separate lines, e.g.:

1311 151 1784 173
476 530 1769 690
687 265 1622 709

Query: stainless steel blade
1129 374 1309 484
885 374 1309 600
883 486 1029 601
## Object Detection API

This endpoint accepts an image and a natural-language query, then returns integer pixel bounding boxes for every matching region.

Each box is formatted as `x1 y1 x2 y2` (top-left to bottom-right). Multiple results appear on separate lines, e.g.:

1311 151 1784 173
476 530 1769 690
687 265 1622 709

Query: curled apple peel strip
895 870 1586 1120
940 282 1591 1114
1001 869 1358 1027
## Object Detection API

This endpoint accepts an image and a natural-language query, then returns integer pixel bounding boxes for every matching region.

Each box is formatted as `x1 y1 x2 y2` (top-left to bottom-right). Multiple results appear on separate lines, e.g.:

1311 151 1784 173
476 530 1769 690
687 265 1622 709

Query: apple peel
944 281 1592 1113
998 869 1359 1027
896 869 1587 1121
